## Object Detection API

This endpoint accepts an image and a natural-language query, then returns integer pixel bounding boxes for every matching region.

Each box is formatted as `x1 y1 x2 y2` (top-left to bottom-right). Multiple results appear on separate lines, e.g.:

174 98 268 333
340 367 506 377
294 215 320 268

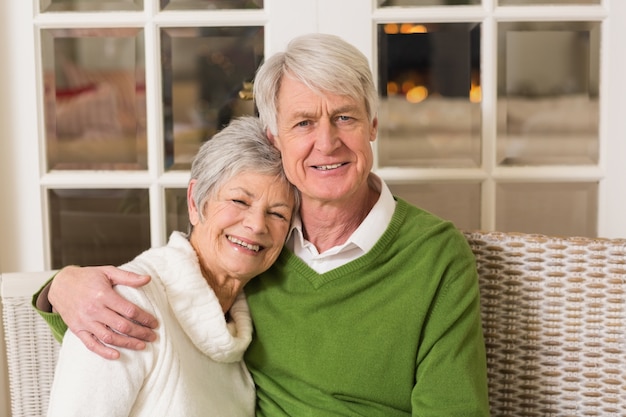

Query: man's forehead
277 90 364 116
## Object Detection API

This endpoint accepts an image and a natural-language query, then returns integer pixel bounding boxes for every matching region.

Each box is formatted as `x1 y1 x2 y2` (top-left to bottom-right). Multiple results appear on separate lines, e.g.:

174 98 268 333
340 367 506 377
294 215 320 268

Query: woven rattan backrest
1 271 59 417
464 231 626 417
2 233 626 417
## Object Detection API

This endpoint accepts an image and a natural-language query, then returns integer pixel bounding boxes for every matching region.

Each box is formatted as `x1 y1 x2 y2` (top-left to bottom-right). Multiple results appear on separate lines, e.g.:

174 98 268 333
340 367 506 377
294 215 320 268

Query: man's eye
337 115 351 122
296 120 310 127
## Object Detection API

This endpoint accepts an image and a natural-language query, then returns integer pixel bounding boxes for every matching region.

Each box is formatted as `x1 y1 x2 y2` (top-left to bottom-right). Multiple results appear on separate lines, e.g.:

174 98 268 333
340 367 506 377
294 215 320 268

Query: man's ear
370 117 378 142
266 128 281 150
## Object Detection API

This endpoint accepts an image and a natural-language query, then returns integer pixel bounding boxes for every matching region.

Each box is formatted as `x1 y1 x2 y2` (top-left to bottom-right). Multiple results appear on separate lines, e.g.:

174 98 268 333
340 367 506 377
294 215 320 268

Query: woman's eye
232 199 248 206
270 211 288 220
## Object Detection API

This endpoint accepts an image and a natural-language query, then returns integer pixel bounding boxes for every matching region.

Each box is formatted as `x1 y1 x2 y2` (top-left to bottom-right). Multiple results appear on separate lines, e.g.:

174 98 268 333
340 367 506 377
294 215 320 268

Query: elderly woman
46 116 298 417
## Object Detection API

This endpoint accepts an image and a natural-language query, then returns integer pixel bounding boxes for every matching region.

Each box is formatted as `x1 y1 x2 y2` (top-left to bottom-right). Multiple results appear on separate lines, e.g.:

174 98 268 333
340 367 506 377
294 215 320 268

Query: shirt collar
286 173 396 256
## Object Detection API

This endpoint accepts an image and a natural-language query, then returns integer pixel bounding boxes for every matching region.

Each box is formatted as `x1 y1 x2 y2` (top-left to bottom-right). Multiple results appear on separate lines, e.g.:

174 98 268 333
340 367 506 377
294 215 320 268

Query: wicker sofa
2 231 626 416
465 231 626 416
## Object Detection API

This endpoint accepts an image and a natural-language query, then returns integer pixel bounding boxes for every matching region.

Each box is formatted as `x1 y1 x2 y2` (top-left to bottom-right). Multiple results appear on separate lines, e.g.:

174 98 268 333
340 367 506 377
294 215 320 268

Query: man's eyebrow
289 110 315 120
332 104 359 114
289 105 359 120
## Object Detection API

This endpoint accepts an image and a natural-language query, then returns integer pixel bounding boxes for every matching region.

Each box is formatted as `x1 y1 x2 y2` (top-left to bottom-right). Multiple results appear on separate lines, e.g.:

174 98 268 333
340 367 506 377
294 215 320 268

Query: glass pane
495 182 598 236
48 189 151 269
42 28 147 170
388 182 481 230
497 22 600 166
41 0 142 12
500 0 598 5
165 188 189 236
378 23 481 168
162 26 263 170
378 0 480 6
162 0 263 10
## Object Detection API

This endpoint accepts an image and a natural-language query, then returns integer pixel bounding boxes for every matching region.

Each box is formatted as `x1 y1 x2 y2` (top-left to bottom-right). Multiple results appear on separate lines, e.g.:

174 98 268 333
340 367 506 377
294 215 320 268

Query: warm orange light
469 83 482 103
401 80 415 94
385 23 426 35
384 24 399 34
406 86 428 103
410 25 428 34
387 81 399 95
399 23 427 34
400 23 414 34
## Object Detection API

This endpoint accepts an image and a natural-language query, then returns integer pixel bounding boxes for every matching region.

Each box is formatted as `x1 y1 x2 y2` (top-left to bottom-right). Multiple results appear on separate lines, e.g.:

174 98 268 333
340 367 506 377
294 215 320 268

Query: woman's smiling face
188 171 295 282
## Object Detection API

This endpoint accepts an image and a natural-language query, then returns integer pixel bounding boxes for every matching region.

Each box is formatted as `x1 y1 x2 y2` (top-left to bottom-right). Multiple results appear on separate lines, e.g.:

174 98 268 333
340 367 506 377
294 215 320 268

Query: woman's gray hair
253 33 378 136
188 116 298 231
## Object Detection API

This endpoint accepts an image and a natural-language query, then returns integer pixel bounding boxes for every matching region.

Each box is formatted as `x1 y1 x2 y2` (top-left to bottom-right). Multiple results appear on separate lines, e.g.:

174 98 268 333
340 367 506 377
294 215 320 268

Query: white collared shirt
286 174 397 274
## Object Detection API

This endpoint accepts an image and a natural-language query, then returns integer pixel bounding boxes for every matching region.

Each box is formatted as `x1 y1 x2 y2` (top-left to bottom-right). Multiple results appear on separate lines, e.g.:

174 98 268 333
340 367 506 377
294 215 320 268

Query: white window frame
1 0 625 276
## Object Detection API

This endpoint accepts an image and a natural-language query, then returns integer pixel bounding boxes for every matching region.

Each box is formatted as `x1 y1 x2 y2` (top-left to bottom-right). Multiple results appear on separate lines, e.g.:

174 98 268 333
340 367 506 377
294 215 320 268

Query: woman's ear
187 179 200 226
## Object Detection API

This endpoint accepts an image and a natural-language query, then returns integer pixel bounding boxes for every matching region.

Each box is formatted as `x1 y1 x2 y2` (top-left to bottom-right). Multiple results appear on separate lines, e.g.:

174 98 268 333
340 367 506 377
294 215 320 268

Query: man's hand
49 265 159 360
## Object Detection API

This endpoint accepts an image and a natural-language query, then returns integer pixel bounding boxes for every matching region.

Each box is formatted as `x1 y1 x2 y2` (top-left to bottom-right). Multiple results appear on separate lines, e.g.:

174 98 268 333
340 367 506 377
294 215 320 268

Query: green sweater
244 198 490 416
35 198 490 416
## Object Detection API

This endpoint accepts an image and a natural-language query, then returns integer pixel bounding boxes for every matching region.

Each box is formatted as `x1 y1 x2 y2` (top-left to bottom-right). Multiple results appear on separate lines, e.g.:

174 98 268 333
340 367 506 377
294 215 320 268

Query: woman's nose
243 209 268 233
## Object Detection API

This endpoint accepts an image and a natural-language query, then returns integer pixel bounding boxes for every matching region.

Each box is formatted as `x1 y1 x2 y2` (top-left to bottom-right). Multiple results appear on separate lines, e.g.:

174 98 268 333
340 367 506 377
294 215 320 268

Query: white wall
0 0 40 413
1 0 13 412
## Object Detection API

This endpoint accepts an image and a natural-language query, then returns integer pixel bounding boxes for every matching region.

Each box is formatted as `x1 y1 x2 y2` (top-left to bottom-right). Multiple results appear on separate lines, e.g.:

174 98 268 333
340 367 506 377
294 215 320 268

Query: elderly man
36 33 490 416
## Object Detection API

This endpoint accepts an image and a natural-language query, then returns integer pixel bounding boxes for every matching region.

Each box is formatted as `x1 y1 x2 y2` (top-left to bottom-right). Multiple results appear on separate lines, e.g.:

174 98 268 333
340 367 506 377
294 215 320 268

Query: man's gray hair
253 33 378 136
189 116 298 229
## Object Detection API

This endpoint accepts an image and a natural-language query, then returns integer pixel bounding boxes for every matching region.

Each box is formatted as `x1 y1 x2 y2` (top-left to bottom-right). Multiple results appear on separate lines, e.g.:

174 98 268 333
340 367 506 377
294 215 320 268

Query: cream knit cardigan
48 232 256 417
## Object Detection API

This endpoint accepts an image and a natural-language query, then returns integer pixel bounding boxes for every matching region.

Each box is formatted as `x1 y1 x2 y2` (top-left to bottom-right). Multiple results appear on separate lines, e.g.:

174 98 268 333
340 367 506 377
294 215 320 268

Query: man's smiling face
270 74 378 206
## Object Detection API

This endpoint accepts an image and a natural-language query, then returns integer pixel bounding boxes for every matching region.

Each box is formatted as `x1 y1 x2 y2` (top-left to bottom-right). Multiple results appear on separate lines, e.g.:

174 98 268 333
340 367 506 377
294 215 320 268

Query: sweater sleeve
31 274 68 343
46 285 156 417
411 231 491 416
47 328 151 416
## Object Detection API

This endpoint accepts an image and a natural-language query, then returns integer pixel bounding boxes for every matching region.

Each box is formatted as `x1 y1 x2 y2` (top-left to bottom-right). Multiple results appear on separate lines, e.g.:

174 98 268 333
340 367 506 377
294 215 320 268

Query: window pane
41 0 142 12
165 188 189 236
161 26 262 170
497 22 600 166
162 0 263 10
495 182 598 236
48 189 151 269
378 0 480 6
42 28 147 170
378 23 481 168
388 183 481 230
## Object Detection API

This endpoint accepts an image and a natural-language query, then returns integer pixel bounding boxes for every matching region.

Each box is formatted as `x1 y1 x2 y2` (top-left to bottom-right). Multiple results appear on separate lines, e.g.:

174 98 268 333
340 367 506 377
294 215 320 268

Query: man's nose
315 119 340 153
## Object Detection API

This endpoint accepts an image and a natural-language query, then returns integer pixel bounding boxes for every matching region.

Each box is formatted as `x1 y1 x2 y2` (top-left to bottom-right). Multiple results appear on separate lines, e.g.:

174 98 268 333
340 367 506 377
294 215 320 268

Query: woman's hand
49 265 159 360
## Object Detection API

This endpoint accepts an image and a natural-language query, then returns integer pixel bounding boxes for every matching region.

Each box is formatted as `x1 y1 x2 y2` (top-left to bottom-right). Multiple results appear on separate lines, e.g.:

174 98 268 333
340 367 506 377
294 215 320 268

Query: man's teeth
316 163 343 171
228 236 260 252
